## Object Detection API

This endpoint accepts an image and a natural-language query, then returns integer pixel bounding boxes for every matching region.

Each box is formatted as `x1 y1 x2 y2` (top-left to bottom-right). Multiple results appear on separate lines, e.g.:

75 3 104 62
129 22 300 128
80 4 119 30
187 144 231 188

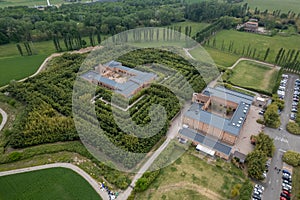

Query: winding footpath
0 163 109 200
0 108 7 132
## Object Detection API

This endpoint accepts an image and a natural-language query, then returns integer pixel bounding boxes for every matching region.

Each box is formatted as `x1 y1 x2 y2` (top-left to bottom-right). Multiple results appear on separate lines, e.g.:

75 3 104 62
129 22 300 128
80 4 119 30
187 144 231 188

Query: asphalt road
263 73 300 200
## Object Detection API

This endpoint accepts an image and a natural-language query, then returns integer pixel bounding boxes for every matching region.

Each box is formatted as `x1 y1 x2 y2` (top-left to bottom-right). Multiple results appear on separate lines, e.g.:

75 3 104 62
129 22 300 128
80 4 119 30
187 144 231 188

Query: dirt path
0 162 109 200
145 181 225 200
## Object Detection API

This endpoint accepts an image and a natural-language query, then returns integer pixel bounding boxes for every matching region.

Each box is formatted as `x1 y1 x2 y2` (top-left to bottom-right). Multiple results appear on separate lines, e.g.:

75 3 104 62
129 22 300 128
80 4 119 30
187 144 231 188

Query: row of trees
246 132 275 180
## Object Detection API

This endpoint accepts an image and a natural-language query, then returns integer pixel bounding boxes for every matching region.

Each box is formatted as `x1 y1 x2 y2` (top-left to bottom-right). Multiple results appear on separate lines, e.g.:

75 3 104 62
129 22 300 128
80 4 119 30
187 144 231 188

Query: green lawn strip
136 149 246 200
0 167 101 200
228 60 278 93
209 30 300 64
0 141 131 190
292 166 300 200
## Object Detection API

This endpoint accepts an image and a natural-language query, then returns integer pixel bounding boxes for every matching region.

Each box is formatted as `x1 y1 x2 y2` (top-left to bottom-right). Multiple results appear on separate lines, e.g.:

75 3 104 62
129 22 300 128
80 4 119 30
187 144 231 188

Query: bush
134 170 160 192
283 151 300 167
287 122 300 135
256 119 264 124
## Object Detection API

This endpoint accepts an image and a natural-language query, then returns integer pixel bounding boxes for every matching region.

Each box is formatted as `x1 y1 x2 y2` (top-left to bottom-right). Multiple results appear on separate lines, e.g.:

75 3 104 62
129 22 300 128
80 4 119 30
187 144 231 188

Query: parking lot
234 105 263 155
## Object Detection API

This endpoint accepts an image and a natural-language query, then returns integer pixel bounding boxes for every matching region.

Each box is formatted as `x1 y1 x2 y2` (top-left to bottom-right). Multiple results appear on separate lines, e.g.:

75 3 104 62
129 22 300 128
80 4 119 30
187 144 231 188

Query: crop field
0 167 101 200
209 30 300 64
169 21 210 37
136 150 246 200
244 0 300 13
0 0 72 8
226 60 279 93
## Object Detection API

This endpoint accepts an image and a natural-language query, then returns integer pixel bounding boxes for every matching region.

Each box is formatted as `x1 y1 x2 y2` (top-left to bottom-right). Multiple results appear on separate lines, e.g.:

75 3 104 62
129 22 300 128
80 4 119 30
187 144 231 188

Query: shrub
283 151 300 167
287 122 300 135
256 119 264 124
134 170 160 192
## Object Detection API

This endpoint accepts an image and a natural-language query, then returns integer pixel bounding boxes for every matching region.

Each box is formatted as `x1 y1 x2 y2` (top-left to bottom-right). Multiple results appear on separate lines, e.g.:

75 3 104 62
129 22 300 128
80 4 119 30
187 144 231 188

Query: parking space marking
275 137 288 143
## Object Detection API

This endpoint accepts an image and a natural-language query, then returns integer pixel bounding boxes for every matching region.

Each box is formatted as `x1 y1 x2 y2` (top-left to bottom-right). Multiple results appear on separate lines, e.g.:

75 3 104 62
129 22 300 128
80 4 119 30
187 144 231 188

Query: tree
246 150 267 180
264 48 270 61
254 132 275 157
264 103 280 128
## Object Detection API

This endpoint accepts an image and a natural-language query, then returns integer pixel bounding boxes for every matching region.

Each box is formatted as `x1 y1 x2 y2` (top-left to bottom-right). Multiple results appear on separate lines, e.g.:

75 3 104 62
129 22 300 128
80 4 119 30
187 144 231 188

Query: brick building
179 87 254 160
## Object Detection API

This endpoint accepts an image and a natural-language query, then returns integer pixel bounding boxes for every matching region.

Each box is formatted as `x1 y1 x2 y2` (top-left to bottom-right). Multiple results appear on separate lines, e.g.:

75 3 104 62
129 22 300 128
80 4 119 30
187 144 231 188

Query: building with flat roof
179 86 254 159
81 61 156 98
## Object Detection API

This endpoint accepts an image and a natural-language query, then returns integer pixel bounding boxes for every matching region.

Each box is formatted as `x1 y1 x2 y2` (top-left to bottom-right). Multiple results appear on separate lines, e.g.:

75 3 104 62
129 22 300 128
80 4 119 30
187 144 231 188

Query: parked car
281 192 291 200
255 184 265 191
282 190 291 197
292 102 298 106
282 183 292 190
283 170 291 175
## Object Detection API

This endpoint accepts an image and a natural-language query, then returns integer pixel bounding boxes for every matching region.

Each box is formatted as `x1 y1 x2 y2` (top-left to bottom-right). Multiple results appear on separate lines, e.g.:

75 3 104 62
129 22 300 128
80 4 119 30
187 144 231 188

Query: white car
255 184 265 191
282 183 292 189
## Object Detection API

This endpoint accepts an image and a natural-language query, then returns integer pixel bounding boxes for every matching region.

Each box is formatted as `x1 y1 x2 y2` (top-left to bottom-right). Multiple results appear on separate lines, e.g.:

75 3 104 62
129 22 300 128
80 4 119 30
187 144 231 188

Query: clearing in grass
226 60 279 93
0 167 101 200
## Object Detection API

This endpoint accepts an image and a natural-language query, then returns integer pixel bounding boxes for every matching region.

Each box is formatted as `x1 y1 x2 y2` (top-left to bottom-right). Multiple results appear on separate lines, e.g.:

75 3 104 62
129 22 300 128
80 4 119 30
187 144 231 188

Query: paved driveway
263 73 300 200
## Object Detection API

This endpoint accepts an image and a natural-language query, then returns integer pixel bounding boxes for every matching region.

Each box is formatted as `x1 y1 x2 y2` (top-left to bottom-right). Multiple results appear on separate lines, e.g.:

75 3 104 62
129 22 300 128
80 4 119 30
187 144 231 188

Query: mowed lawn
136 152 244 200
244 0 300 13
210 30 300 64
190 46 240 69
0 167 101 200
228 60 279 93
0 55 47 86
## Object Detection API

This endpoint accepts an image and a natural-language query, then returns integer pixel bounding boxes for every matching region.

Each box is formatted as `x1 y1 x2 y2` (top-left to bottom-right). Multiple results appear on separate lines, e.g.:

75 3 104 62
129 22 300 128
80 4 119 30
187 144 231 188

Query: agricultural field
225 60 279 93
208 30 300 64
190 46 240 69
244 0 300 13
169 21 210 37
0 0 72 8
135 150 248 200
0 167 101 200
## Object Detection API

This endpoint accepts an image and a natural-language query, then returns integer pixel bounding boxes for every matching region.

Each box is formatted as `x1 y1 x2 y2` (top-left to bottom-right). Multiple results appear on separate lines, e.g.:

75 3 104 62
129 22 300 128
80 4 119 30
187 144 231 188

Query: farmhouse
179 86 254 160
81 61 156 98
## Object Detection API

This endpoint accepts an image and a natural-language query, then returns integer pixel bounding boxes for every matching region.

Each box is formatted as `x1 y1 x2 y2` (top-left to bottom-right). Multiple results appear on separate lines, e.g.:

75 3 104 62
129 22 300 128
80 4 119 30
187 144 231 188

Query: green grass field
190 46 240 69
209 30 300 64
0 0 73 8
227 60 279 93
168 21 210 37
136 150 245 200
244 0 300 13
0 167 101 200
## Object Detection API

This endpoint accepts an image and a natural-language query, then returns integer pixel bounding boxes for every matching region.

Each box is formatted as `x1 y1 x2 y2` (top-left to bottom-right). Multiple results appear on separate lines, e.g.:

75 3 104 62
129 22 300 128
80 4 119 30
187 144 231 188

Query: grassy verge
292 166 300 200
0 141 131 189
225 60 279 93
0 167 101 200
